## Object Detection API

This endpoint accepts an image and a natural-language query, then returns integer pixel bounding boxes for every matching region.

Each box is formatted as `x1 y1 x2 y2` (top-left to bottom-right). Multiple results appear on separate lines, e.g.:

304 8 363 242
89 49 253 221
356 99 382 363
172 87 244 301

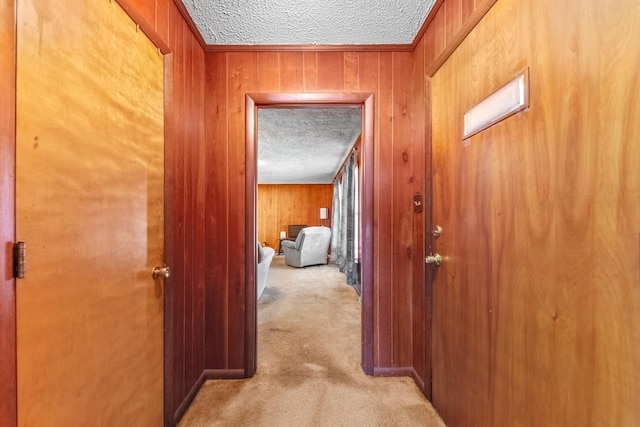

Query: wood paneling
124 1 208 424
375 52 394 369
424 2 447 68
257 185 333 249
2 1 449 425
423 0 497 75
410 36 428 394
445 0 462 41
0 1 514 425
430 0 640 425
204 49 429 384
0 1 16 425
391 52 417 369
229 52 258 371
16 0 164 424
163 6 206 425
203 52 229 381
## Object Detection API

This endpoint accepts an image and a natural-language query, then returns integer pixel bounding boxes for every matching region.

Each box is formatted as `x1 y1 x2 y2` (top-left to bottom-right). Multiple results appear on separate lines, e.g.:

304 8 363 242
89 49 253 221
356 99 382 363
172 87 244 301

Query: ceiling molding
204 43 413 53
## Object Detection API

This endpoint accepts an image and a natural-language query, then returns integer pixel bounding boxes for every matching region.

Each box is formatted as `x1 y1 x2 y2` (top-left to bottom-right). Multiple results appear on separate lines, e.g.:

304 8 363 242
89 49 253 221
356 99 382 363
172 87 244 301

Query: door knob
152 265 171 279
425 253 442 267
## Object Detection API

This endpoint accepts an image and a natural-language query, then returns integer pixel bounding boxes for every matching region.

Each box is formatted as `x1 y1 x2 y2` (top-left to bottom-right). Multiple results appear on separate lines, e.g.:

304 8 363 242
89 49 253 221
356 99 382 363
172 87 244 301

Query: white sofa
257 242 275 299
281 226 331 268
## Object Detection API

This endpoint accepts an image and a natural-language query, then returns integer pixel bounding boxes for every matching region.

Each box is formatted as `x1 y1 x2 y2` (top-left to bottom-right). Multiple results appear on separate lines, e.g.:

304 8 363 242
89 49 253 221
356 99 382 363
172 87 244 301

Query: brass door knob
152 265 171 279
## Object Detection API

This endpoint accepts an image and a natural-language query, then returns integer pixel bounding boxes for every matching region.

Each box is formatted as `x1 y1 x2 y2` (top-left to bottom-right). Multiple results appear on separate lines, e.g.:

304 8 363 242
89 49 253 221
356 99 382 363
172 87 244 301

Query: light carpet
179 255 445 426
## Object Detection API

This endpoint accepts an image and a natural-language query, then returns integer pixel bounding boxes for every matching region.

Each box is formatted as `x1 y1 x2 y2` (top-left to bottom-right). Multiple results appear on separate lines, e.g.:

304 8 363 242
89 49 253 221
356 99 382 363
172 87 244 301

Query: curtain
330 179 341 263
332 152 357 285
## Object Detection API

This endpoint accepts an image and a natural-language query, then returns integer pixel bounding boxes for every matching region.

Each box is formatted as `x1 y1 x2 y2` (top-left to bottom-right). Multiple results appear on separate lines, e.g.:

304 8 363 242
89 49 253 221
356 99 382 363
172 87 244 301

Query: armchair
281 226 331 268
257 241 275 299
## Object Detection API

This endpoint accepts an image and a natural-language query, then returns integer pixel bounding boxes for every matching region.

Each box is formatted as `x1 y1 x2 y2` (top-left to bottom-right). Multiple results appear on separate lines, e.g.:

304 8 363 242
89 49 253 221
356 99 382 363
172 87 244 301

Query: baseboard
410 368 427 395
373 367 432 401
173 369 246 424
372 366 414 377
203 369 246 379
173 371 208 424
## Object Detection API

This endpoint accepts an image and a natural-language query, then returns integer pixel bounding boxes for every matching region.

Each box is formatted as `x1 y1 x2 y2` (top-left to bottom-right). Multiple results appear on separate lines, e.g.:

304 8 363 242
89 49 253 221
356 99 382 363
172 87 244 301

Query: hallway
179 257 444 426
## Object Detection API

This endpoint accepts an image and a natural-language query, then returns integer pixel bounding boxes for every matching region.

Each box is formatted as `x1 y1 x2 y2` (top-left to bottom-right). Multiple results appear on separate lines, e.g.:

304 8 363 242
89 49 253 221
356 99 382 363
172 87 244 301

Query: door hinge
13 241 26 279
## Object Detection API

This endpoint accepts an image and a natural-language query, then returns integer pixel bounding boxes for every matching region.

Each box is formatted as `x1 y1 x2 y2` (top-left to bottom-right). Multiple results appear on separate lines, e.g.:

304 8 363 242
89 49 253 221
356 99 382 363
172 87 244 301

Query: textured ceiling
181 0 437 46
182 1 433 185
258 108 362 184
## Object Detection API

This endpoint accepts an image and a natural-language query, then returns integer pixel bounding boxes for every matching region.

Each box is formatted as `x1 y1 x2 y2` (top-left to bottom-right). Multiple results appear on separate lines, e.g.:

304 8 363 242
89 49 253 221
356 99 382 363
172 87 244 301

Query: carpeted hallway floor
179 255 445 426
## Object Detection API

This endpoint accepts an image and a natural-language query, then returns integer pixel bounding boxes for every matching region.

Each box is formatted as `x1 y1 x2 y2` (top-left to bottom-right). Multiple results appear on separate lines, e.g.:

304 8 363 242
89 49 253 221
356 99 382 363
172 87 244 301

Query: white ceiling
258 107 362 184
181 0 437 46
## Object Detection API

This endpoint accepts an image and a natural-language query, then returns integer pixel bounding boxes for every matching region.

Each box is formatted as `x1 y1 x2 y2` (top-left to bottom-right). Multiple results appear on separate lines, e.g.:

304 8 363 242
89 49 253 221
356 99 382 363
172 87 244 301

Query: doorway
245 93 375 376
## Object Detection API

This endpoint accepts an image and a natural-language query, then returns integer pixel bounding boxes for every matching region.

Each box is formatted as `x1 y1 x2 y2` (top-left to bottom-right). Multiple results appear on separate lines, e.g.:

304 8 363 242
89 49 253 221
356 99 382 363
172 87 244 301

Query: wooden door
16 0 165 425
0 0 17 424
429 0 640 425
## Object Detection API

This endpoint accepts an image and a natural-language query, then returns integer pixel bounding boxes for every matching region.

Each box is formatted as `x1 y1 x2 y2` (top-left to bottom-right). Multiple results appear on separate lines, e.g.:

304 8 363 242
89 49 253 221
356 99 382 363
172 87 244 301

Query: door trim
245 92 375 375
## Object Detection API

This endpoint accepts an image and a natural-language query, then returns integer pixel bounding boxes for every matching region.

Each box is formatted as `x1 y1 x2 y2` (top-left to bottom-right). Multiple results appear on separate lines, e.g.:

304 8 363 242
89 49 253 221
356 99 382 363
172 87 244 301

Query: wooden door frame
245 92 375 376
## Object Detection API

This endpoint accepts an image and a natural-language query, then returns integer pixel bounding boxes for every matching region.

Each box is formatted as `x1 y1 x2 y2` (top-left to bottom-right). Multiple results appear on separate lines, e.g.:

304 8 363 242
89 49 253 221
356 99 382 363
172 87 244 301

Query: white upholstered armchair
257 241 275 298
281 226 331 268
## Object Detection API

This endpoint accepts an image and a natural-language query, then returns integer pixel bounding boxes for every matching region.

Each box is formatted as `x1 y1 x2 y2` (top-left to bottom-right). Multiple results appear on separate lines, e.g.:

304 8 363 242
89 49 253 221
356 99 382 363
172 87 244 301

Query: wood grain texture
375 52 394 369
203 51 230 385
257 52 280 92
424 2 447 68
410 35 428 393
0 0 16 425
227 52 258 370
391 52 417 368
205 51 430 387
169 4 187 416
16 0 164 424
108 1 211 423
1 1 512 424
430 0 640 425
426 0 497 76
162 51 177 427
445 0 462 43
245 94 258 375
165 10 207 424
116 0 170 53
280 52 304 90
423 0 497 75
257 185 333 249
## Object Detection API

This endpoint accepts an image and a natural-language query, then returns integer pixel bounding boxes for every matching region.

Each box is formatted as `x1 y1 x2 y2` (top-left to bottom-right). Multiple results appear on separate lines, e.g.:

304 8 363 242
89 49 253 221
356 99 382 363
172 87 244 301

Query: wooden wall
422 0 497 73
0 0 16 425
0 1 506 425
257 184 333 249
123 1 205 425
429 0 640 425
117 1 501 418
204 50 428 380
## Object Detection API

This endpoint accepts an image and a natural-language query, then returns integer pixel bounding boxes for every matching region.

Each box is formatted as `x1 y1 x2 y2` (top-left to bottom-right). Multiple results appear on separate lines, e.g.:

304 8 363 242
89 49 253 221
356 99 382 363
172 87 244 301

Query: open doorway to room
244 93 375 377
